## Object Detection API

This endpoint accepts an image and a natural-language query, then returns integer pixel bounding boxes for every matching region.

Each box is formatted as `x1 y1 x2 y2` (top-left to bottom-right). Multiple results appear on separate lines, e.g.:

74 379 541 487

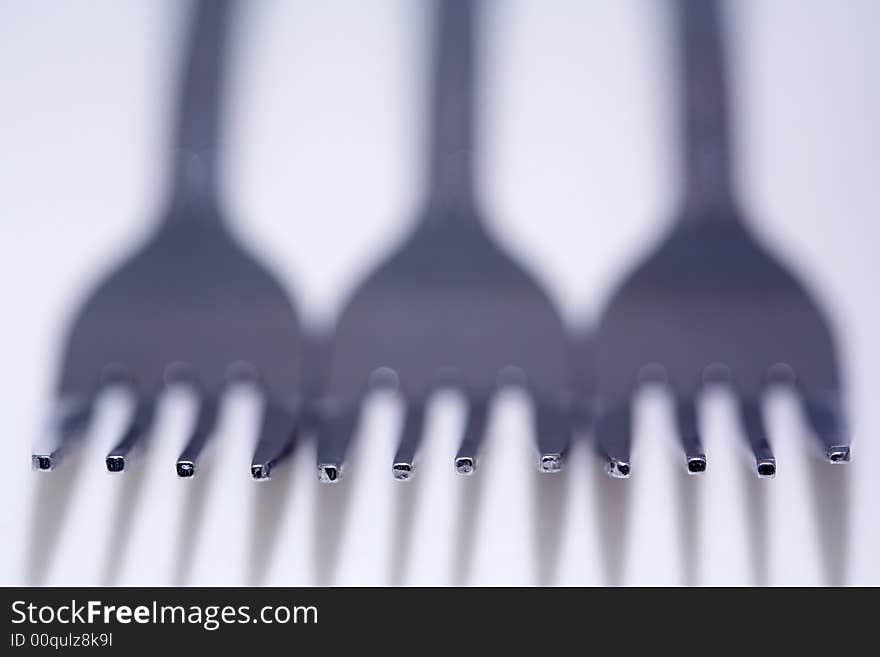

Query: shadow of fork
171 458 218 585
591 450 632 587
100 446 154 586
450 468 486 586
676 467 703 586
312 460 357 586
532 456 569 586
389 476 424 586
741 416 849 587
247 455 297 586
807 454 850 586
26 448 87 585
741 465 769 586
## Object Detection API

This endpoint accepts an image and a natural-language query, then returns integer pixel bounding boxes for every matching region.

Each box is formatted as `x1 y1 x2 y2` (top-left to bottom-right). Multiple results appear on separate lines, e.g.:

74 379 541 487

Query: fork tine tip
318 463 342 484
606 458 631 479
392 462 414 481
251 463 270 480
686 455 707 474
32 454 54 471
756 458 776 478
455 456 476 475
539 453 562 473
105 455 126 473
825 446 851 464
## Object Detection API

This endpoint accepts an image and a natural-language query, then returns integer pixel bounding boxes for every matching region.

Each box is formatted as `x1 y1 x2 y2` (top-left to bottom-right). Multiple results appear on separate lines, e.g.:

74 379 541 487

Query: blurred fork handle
596 401 633 479
250 401 299 480
801 392 851 464
170 0 234 207
426 0 477 213
32 396 95 471
678 0 736 215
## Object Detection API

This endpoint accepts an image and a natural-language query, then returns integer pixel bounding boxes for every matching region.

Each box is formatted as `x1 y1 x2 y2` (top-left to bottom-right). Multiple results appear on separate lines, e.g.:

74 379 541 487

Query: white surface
0 0 878 585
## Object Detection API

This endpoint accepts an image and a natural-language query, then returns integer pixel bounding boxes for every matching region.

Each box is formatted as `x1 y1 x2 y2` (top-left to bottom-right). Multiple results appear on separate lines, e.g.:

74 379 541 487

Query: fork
591 0 849 478
32 0 305 479
316 0 571 483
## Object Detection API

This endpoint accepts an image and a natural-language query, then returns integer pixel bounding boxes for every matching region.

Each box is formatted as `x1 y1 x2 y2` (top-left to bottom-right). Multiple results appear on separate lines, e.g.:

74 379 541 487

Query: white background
0 0 877 585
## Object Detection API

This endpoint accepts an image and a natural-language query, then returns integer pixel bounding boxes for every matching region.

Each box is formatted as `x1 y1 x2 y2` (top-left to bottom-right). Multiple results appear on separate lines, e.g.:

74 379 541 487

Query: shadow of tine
591 453 631 587
451 468 486 586
807 455 851 586
26 449 87 585
247 457 296 586
389 477 423 586
100 450 153 586
172 459 219 586
312 466 356 586
676 469 702 586
532 462 569 586
741 467 769 586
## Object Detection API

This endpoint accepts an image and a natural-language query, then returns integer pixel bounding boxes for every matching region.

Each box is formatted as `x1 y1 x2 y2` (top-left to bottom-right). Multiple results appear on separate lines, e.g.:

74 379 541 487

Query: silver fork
316 0 571 483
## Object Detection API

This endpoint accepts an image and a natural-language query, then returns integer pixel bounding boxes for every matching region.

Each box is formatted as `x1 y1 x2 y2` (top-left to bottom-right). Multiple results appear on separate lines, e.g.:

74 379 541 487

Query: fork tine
176 396 220 478
32 397 95 471
454 397 489 475
737 398 776 478
596 401 632 479
675 397 707 474
392 400 427 481
250 401 298 480
801 393 851 464
535 401 571 473
105 396 157 473
316 401 362 483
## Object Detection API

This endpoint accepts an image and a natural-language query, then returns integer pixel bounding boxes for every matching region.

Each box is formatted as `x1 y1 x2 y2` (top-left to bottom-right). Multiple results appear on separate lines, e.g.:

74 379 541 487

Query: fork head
319 209 570 481
41 195 304 474
59 202 302 401
329 215 566 398
595 212 847 477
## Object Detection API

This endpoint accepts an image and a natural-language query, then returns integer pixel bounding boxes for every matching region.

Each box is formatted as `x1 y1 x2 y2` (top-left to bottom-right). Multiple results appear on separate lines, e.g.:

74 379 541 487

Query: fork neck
168 0 233 215
423 0 481 221
677 0 739 221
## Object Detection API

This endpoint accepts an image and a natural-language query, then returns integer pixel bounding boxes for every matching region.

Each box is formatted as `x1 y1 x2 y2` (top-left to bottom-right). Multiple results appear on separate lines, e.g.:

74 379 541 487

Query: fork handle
678 0 736 216
171 0 234 208
426 0 479 215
